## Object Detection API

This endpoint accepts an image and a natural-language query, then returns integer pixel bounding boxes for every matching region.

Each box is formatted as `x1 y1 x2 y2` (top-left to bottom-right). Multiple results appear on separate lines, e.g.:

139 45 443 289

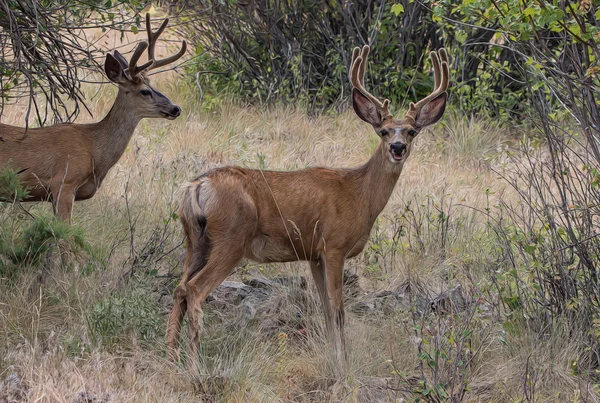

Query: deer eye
379 129 389 137
140 89 152 96
408 129 417 137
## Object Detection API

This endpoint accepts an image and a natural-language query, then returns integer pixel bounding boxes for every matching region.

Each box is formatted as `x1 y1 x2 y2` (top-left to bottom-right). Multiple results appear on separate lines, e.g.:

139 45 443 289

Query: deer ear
415 92 447 129
353 88 382 127
105 53 126 84
112 50 129 70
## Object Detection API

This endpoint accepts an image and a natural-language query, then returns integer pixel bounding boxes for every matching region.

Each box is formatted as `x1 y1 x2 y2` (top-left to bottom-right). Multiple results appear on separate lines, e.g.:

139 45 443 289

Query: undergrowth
0 99 598 401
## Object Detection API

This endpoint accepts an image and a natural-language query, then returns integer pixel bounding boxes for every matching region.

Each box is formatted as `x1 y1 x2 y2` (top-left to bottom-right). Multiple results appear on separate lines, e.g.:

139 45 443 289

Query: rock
349 300 375 315
272 276 307 289
0 373 27 403
206 281 252 305
343 270 363 297
201 273 467 335
244 277 276 289
72 391 108 403
430 285 466 315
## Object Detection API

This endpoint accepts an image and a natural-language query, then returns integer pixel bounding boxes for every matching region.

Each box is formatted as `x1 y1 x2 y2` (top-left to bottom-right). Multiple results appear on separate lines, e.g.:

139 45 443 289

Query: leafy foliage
0 167 91 278
428 0 600 376
182 0 440 111
0 0 147 124
87 286 162 348
0 164 29 202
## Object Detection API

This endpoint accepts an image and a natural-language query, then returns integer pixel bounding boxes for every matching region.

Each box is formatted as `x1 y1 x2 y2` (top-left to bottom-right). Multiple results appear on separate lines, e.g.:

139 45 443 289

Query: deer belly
21 185 51 201
75 180 99 200
347 235 369 258
18 173 52 200
248 234 302 263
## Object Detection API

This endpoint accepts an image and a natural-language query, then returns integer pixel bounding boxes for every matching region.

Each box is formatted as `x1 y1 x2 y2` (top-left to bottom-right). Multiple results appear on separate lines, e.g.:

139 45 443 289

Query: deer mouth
161 105 182 120
390 149 405 163
161 111 179 120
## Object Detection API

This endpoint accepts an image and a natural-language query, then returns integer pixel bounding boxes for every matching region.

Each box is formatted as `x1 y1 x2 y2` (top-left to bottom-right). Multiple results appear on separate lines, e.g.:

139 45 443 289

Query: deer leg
323 251 346 374
51 180 75 223
310 258 334 336
54 193 74 222
41 185 75 278
166 238 195 359
184 238 245 364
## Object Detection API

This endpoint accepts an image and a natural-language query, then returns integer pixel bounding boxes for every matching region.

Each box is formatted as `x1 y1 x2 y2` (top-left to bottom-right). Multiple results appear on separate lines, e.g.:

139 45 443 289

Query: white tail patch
178 178 215 221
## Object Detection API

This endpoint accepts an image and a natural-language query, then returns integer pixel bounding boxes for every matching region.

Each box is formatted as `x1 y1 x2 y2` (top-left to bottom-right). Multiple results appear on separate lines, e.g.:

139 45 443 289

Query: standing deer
0 14 186 222
166 46 449 370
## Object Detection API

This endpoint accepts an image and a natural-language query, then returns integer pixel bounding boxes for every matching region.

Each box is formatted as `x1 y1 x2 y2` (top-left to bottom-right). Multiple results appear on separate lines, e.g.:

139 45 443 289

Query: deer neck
91 88 142 177
354 141 404 223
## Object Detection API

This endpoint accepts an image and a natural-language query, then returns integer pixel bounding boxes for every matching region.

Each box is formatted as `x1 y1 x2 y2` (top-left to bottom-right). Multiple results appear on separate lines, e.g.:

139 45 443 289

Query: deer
166 46 449 372
0 14 186 222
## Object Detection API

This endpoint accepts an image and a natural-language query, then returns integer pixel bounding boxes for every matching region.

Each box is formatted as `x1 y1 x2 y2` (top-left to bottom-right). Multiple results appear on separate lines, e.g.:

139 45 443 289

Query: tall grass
1 66 597 401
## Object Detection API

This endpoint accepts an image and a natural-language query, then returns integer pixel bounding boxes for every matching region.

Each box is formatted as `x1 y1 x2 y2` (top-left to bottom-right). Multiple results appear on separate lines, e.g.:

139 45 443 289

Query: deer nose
390 142 406 154
171 106 181 117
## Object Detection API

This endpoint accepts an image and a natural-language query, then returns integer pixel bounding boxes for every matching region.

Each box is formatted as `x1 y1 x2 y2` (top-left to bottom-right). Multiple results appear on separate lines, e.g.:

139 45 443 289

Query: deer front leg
321 250 347 374
310 258 333 337
41 183 75 278
51 182 75 223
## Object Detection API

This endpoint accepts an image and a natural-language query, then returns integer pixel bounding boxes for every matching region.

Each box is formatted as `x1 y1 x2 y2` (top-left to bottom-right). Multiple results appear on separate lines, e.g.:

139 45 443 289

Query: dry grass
1 65 598 402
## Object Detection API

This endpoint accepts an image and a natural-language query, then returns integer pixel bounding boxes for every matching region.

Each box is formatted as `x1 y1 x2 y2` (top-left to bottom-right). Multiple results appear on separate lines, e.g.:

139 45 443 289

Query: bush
0 164 30 202
182 0 439 111
0 167 91 278
87 287 162 348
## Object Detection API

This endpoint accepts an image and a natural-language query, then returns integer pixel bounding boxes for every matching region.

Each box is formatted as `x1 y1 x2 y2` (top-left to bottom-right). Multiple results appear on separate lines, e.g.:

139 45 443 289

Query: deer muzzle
390 142 407 162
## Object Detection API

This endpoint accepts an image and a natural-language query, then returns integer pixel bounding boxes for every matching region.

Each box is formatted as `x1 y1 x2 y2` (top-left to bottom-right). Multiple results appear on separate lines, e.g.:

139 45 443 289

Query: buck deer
166 46 449 371
0 14 186 222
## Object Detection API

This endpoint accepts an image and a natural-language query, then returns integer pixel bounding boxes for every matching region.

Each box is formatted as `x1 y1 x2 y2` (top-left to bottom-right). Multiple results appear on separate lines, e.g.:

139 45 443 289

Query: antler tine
350 45 391 118
146 13 168 64
150 41 188 70
433 48 450 90
406 48 450 120
439 48 449 66
358 45 369 87
127 41 154 81
351 46 360 67
349 47 362 88
430 51 441 91
144 13 188 72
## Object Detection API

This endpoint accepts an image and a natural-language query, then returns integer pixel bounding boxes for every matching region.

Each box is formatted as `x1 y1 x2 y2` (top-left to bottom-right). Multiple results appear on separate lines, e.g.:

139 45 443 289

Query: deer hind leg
184 237 246 363
166 233 210 358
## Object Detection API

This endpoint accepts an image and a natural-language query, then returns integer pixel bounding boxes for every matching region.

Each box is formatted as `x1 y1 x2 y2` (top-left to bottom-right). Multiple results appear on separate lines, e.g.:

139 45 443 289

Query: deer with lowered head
0 14 186 222
166 46 450 371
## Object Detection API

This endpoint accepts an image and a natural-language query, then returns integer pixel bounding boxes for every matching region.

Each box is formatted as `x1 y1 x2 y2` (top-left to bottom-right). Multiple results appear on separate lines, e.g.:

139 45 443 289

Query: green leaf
456 30 467 44
524 243 537 255
391 3 405 16
523 7 536 18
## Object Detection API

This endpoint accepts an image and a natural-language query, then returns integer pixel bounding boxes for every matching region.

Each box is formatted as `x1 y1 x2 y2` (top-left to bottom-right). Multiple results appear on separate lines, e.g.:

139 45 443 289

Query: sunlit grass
0 49 596 401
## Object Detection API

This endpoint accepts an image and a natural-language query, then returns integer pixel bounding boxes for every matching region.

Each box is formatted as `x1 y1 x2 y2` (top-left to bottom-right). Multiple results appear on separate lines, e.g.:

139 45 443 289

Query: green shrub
0 164 29 202
87 287 161 348
6 216 88 263
183 0 437 111
0 167 91 278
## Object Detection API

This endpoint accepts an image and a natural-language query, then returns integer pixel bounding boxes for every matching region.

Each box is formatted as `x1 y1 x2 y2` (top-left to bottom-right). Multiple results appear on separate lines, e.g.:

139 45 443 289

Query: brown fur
166 47 450 372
